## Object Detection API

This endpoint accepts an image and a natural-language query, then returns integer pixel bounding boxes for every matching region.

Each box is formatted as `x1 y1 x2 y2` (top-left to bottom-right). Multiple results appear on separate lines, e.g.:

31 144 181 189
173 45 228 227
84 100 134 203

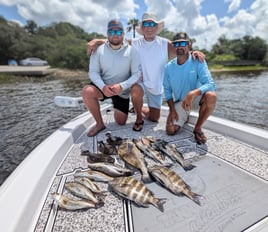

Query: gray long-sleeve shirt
89 40 141 99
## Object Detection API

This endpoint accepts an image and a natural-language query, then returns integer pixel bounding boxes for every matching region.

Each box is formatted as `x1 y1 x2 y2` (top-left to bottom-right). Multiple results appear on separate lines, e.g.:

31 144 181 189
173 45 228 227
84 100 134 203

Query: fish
65 182 100 204
118 140 150 183
87 162 133 177
75 177 108 195
109 176 166 212
105 132 125 146
51 193 104 210
81 150 115 163
133 137 166 165
148 165 201 205
98 141 117 156
74 170 114 182
154 139 195 171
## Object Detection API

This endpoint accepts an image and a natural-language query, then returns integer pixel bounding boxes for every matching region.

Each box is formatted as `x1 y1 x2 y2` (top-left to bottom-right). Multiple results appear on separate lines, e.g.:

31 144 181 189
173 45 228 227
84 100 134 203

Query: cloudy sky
0 0 267 50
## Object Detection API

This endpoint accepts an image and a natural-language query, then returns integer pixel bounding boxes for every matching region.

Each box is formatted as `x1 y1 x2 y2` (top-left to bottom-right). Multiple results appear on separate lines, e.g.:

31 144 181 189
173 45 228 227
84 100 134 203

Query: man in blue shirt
163 32 217 144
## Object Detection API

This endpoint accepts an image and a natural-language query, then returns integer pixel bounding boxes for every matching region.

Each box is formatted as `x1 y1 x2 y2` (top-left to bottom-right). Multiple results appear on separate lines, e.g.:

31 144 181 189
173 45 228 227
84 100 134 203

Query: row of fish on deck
52 132 201 212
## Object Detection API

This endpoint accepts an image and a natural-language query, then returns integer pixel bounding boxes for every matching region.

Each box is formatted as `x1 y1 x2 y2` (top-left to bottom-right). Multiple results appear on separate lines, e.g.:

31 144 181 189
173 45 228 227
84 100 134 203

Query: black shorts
89 82 129 115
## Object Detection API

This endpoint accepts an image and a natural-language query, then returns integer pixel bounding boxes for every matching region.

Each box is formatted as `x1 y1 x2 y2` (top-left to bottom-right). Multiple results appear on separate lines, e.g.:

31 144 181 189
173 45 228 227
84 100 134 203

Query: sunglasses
172 41 188 47
142 21 157 27
108 30 123 36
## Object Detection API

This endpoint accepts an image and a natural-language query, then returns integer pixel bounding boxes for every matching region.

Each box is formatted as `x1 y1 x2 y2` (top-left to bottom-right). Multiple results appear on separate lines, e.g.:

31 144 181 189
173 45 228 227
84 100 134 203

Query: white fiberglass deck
1 104 268 232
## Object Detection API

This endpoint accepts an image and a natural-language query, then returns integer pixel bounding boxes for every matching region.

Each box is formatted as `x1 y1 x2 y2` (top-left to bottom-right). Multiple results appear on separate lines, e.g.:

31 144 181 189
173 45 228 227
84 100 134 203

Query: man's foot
193 130 207 144
87 125 106 137
132 120 144 131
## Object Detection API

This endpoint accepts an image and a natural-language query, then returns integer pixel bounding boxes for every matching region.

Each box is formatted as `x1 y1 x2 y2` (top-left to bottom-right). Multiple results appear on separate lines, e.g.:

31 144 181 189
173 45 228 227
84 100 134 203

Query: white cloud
0 0 267 50
225 0 241 13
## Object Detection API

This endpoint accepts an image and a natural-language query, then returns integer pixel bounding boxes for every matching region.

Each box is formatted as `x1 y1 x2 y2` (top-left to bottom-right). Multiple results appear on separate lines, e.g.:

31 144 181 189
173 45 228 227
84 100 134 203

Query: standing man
163 32 217 144
82 19 141 137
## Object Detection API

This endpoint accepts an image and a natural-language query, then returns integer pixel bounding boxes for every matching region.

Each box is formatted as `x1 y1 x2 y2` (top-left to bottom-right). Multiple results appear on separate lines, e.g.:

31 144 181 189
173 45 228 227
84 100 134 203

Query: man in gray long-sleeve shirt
82 19 141 137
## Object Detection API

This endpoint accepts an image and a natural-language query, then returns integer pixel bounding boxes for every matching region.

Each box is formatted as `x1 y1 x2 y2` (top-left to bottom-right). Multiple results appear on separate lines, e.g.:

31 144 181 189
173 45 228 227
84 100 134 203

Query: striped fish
109 176 166 212
154 139 195 171
118 140 150 183
148 165 201 205
51 193 103 210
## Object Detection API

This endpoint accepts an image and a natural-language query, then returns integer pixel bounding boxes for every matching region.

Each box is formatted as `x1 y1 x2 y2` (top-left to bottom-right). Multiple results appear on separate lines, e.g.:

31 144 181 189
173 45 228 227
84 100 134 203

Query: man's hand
87 39 105 55
109 84 122 95
182 89 201 111
167 110 178 125
192 51 205 62
102 85 116 97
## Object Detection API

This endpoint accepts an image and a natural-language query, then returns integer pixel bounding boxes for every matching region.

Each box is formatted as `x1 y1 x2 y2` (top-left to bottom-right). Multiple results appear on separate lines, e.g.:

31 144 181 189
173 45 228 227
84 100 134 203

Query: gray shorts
139 82 162 109
173 95 202 127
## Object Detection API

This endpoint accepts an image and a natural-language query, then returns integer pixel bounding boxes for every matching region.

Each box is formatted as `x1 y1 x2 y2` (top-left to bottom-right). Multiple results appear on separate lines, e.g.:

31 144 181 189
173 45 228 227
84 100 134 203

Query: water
0 71 267 186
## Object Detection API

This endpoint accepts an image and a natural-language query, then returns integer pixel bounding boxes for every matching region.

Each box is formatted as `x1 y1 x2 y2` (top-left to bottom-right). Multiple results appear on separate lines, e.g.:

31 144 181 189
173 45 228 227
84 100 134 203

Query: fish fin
183 163 196 171
155 198 167 212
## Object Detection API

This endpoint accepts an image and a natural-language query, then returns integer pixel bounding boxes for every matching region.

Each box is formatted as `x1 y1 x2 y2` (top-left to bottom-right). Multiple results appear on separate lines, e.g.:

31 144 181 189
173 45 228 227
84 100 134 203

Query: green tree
127 18 139 38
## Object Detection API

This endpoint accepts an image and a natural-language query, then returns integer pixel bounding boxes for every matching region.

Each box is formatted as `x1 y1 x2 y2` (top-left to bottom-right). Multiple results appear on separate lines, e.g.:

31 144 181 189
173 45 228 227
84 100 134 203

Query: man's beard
176 49 186 56
109 40 122 46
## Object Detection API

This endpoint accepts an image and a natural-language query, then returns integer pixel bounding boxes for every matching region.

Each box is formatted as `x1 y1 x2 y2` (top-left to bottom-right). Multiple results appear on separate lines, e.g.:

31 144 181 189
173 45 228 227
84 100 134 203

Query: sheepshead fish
74 170 114 182
133 137 166 165
154 139 195 171
118 140 150 183
109 176 166 212
81 150 115 163
98 141 117 156
148 165 201 205
75 177 108 195
51 193 103 210
88 162 133 177
65 182 100 204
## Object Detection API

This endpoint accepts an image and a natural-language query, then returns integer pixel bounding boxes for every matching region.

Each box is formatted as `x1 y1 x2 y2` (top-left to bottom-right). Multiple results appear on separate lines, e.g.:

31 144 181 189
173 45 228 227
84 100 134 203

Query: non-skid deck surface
34 109 268 232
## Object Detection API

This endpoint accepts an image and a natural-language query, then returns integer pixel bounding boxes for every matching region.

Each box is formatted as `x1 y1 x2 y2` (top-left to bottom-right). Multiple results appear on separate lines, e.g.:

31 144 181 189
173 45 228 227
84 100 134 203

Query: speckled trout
51 193 103 210
75 177 108 195
87 162 133 177
109 176 166 212
74 170 114 182
118 140 150 183
148 165 201 205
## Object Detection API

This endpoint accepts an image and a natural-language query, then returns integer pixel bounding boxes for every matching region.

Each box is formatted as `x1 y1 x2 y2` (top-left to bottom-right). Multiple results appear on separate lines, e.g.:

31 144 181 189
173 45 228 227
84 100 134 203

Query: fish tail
141 174 151 183
189 192 202 206
154 198 167 212
182 163 196 171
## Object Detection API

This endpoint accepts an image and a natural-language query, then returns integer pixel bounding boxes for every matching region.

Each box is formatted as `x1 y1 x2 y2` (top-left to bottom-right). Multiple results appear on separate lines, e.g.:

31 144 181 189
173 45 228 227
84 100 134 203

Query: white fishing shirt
132 36 169 95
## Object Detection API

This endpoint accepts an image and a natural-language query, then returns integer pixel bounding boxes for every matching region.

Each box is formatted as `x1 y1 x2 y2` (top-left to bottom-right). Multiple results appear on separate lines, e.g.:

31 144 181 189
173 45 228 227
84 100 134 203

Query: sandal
132 120 144 131
193 130 207 144
129 107 135 113
87 126 106 137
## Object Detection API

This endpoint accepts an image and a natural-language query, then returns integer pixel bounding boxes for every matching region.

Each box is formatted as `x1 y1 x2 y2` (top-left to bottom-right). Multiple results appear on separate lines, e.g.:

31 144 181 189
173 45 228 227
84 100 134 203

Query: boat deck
12 105 268 231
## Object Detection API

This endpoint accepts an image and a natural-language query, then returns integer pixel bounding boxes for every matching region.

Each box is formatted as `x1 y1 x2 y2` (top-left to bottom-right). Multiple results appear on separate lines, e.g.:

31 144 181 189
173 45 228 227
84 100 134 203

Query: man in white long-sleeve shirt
82 19 141 137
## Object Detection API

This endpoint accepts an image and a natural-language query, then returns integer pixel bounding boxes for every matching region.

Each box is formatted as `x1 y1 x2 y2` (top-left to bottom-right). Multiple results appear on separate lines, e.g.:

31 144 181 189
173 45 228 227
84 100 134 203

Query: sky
0 0 267 50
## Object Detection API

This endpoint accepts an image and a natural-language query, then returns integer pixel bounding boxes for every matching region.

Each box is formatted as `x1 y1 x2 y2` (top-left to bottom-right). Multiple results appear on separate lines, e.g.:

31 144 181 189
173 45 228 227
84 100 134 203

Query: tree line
0 16 267 69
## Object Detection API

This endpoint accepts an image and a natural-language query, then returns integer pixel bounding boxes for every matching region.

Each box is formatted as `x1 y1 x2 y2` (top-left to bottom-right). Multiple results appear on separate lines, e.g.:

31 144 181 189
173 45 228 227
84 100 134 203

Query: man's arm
87 39 106 55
